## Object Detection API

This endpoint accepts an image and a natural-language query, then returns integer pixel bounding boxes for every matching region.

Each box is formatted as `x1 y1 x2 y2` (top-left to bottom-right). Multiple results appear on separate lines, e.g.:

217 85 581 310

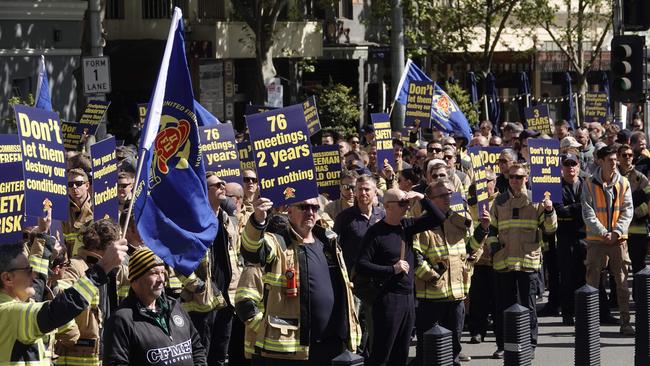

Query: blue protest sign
0 162 24 244
449 192 468 215
528 138 562 203
0 135 21 164
405 81 434 128
245 104 277 116
79 100 111 128
245 103 318 205
14 105 68 221
303 96 321 136
313 145 341 200
524 105 552 135
91 137 118 222
478 146 505 174
584 92 608 123
60 101 112 151
237 140 255 171
199 123 243 185
469 147 489 213
371 113 395 171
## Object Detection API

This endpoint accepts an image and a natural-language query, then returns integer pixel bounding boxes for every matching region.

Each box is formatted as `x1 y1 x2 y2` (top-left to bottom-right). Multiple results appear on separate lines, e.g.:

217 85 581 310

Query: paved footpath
409 307 635 365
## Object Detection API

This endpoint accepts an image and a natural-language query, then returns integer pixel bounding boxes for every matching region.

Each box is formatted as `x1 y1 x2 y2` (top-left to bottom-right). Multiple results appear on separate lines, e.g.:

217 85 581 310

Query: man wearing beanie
103 248 206 366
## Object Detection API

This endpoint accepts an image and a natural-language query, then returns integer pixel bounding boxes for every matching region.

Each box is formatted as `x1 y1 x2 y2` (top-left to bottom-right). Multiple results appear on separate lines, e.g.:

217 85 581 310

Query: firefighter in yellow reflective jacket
487 163 556 359
582 145 635 336
62 168 93 259
0 235 127 366
55 220 129 366
234 264 264 360
617 144 650 298
240 196 361 363
413 180 488 366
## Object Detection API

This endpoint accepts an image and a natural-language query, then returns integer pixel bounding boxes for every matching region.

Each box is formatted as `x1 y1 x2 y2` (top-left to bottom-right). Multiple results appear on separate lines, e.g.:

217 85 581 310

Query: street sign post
82 56 111 95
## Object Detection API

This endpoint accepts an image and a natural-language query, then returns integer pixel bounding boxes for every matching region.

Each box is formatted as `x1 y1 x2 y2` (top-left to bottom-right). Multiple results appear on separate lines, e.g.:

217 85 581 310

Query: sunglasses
208 182 226 189
509 175 526 180
293 203 320 213
562 161 578 167
118 183 132 189
244 177 258 183
8 266 33 275
620 153 634 158
67 181 86 188
430 174 447 179
443 155 454 160
428 148 442 153
351 140 360 144
342 184 355 190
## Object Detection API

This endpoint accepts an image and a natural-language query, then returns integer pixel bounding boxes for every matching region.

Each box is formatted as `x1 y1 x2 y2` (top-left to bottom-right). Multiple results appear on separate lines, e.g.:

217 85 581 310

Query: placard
199 123 243 185
313 145 341 200
245 104 318 205
469 147 489 213
14 105 68 221
528 138 562 203
405 81 434 128
524 105 552 135
478 147 505 174
371 113 395 171
237 140 255 171
90 137 118 222
303 96 321 136
0 134 22 164
0 162 24 243
584 92 608 124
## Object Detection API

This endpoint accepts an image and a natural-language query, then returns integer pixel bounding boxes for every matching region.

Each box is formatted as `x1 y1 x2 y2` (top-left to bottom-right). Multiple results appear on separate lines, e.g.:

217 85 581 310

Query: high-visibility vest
584 177 629 241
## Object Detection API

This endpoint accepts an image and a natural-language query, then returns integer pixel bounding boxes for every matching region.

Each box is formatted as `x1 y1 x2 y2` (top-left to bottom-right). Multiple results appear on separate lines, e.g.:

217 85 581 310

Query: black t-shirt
304 239 335 341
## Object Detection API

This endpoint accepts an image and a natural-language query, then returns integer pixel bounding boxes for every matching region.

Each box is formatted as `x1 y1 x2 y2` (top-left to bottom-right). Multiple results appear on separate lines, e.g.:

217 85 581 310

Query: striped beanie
128 247 165 282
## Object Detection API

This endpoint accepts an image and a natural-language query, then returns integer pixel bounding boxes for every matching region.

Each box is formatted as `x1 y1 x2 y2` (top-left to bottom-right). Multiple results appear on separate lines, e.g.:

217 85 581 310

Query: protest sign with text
528 138 562 203
91 137 118 222
524 105 552 135
199 123 242 185
469 147 489 213
0 134 22 164
246 104 318 205
245 105 277 116
303 96 321 136
313 145 341 200
0 163 25 244
584 92 608 123
14 105 68 221
450 192 467 215
237 140 255 171
371 113 395 171
478 147 505 174
405 81 434 128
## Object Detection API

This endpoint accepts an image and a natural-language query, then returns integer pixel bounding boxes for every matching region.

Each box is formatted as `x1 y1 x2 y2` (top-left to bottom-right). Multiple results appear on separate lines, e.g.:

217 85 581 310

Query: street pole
613 0 624 126
88 0 107 138
390 0 405 131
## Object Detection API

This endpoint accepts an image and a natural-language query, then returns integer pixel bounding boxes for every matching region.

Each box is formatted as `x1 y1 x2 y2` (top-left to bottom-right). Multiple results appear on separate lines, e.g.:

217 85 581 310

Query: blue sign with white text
528 138 562 203
91 137 118 222
245 103 318 206
199 123 243 185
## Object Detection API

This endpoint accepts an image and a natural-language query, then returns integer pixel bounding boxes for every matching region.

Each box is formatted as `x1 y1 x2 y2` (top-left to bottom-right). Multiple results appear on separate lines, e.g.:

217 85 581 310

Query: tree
515 0 612 115
315 82 360 136
232 1 289 104
444 82 480 126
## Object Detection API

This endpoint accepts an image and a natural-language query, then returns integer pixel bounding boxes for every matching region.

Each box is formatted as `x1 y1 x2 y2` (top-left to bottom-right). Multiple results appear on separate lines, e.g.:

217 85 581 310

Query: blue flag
395 59 472 141
194 100 221 126
34 56 53 111
394 59 432 105
486 73 500 136
518 71 531 123
134 8 218 276
563 72 576 130
432 83 473 142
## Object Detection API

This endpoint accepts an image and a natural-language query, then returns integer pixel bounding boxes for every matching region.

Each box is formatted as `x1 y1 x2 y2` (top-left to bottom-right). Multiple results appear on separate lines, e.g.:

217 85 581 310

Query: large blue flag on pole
34 55 53 111
133 7 218 276
394 59 472 141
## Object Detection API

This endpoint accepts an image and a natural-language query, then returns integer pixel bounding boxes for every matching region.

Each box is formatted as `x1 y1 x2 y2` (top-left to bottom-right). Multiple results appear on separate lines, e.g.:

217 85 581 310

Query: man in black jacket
103 248 206 366
553 153 586 325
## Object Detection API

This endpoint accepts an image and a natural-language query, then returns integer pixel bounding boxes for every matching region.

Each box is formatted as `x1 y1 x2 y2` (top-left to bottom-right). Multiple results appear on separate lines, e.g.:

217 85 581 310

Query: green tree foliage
3 94 34 131
443 82 479 127
315 83 360 136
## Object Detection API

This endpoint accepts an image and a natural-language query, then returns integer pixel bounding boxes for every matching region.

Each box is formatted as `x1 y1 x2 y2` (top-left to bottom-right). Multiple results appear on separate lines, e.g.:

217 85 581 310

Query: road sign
82 56 111 95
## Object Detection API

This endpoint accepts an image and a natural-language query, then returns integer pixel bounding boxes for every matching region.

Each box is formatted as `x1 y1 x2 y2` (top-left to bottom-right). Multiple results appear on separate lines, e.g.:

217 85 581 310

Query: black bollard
331 349 364 366
635 266 650 366
574 284 600 366
422 324 453 366
503 303 532 366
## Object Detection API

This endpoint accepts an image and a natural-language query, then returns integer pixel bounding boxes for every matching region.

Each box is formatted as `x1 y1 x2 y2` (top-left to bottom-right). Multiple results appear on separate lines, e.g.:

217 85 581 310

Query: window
337 0 353 19
198 0 226 20
142 0 187 19
106 0 125 19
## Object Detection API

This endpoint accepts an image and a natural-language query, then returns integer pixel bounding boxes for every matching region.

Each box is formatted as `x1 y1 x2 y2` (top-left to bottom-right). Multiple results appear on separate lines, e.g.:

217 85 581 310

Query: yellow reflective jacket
234 264 265 359
582 171 633 242
488 189 557 272
62 197 93 258
240 217 361 360
414 211 486 300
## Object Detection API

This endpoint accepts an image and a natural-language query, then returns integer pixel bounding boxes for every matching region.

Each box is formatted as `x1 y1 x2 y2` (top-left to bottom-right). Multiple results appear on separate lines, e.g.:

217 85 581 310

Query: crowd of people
1 113 649 366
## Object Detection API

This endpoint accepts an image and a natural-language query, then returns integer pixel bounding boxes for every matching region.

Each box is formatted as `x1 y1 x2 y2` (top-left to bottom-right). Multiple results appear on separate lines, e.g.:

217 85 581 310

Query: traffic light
623 0 650 31
611 35 647 103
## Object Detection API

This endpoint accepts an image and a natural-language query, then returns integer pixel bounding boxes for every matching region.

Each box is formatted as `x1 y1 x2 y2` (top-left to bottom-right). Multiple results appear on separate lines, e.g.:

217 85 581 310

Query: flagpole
483 95 489 122
574 93 580 128
388 100 396 118
121 148 148 238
